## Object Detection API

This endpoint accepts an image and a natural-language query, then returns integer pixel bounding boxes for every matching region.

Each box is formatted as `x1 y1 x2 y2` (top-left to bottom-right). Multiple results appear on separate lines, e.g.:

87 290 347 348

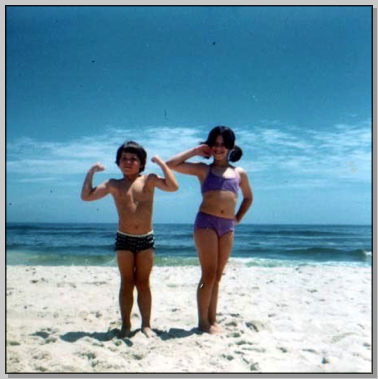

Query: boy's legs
208 231 234 329
194 228 218 333
116 250 135 337
135 248 154 337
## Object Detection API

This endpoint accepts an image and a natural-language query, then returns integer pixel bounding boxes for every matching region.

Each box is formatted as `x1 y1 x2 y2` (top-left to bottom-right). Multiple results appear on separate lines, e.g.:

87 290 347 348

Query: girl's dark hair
115 141 147 172
202 126 243 162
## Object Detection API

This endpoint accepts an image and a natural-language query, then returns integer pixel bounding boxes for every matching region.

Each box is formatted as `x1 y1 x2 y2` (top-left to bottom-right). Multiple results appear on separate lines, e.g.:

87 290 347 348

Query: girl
166 126 253 333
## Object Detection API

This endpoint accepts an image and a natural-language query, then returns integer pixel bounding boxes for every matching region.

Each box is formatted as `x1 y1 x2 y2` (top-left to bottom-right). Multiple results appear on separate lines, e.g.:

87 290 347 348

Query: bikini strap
201 164 212 189
204 164 213 178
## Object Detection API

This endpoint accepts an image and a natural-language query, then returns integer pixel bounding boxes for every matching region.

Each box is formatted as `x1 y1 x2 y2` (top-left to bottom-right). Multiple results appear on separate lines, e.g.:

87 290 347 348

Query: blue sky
6 6 372 224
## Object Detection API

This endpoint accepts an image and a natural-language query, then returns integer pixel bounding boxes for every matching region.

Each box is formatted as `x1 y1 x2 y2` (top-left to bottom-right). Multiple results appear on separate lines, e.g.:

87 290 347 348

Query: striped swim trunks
114 230 155 254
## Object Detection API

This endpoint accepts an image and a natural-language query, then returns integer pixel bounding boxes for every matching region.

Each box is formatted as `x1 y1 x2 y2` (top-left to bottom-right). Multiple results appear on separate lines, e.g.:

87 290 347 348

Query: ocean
6 223 372 268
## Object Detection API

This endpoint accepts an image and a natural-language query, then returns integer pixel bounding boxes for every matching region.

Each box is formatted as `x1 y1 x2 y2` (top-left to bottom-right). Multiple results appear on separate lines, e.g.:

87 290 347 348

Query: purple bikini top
201 166 240 194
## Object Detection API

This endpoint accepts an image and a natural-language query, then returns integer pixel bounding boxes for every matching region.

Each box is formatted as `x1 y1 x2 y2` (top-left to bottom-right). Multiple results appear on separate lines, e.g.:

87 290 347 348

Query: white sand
6 261 372 373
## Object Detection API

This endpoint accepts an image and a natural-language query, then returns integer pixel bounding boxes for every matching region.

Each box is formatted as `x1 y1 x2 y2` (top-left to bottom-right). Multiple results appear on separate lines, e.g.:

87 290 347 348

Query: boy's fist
151 156 162 164
91 162 105 173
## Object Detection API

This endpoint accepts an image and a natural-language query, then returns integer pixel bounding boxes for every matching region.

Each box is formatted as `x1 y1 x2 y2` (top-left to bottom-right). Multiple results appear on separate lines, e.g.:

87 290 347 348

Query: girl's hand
90 162 105 173
195 144 212 158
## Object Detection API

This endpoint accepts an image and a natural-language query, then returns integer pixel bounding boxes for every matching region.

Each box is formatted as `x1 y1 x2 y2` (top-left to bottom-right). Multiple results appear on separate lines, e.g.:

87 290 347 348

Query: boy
81 141 178 338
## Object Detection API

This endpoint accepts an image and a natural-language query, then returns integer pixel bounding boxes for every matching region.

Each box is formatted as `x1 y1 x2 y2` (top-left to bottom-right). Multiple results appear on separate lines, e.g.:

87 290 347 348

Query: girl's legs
135 248 154 337
208 231 234 329
194 228 218 333
116 250 135 337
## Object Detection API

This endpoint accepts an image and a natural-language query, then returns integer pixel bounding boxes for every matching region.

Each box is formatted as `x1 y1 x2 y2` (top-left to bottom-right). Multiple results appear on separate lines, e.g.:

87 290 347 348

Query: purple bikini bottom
194 212 235 237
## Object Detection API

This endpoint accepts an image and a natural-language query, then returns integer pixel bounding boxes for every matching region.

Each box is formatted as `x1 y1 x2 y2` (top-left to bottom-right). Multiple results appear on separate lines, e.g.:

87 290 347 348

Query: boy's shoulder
106 178 127 190
108 178 122 185
145 172 158 185
145 172 157 178
108 176 147 185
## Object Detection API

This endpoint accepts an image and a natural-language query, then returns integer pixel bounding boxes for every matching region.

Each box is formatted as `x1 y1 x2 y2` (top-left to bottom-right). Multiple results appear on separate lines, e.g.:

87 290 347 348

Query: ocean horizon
6 221 373 226
6 222 372 268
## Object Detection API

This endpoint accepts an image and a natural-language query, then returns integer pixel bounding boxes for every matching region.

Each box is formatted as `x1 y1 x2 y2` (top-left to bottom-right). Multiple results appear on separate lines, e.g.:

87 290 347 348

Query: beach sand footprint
222 353 235 361
225 321 238 327
245 321 264 332
31 329 58 344
235 340 254 346
132 353 144 360
76 349 100 369
229 332 242 338
277 346 288 353
30 278 48 284
89 311 102 319
92 281 107 286
302 348 318 354
7 340 21 346
32 351 51 361
250 362 260 371
230 313 241 318
57 282 76 288
332 332 357 343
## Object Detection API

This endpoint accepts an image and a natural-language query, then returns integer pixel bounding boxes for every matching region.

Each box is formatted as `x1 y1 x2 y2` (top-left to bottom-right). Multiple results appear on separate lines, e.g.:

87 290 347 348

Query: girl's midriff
199 190 237 219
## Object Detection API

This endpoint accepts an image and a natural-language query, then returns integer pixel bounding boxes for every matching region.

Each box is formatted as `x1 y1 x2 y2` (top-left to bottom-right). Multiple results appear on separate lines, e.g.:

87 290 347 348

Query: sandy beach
6 262 372 373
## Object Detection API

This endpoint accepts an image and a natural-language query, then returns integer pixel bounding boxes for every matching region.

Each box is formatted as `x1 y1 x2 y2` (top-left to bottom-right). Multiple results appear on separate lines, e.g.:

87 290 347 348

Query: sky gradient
6 6 372 224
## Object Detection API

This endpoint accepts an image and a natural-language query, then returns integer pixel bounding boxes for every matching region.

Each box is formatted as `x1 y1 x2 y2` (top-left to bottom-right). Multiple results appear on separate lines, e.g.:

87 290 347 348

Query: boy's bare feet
119 326 131 338
142 326 155 338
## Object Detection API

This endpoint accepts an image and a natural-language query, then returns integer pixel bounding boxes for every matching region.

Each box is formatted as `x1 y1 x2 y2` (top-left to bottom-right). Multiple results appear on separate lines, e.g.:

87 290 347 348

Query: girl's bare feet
198 323 219 334
210 322 224 333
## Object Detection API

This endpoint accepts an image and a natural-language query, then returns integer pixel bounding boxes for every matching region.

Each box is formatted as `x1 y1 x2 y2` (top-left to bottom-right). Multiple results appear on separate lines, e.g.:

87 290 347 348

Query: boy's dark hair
202 126 243 162
115 141 147 172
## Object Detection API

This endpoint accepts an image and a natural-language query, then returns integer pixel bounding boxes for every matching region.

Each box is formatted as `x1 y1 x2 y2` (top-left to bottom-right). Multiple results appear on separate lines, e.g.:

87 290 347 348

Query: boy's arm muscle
81 163 112 201
82 180 112 201
148 156 179 192
148 173 176 192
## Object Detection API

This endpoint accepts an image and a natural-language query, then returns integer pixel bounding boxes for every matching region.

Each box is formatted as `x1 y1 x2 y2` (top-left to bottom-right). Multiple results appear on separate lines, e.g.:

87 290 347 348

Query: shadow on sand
60 328 134 346
59 326 202 345
153 327 201 340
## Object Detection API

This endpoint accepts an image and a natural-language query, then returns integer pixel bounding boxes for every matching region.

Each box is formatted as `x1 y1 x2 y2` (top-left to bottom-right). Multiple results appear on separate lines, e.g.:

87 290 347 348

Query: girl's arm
147 156 179 192
81 163 111 201
235 168 253 224
166 145 211 177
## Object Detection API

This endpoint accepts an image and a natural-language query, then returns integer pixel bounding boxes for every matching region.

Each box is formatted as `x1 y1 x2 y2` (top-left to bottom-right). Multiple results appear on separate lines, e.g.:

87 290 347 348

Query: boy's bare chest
113 180 151 202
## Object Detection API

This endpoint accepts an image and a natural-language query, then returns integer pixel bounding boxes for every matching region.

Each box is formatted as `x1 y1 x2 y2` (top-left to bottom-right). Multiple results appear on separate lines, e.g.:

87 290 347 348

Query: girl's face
119 152 141 175
211 135 229 161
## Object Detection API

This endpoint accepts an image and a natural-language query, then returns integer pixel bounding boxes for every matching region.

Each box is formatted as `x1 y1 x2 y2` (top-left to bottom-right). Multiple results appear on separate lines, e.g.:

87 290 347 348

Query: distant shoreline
6 222 373 227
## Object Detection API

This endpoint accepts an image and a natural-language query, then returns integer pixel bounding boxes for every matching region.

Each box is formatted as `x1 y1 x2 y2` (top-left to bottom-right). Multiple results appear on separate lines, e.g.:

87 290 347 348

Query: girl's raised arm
166 145 211 177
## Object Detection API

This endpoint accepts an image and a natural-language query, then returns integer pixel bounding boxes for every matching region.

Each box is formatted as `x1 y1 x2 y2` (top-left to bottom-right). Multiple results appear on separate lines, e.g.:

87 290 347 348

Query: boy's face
118 152 141 175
